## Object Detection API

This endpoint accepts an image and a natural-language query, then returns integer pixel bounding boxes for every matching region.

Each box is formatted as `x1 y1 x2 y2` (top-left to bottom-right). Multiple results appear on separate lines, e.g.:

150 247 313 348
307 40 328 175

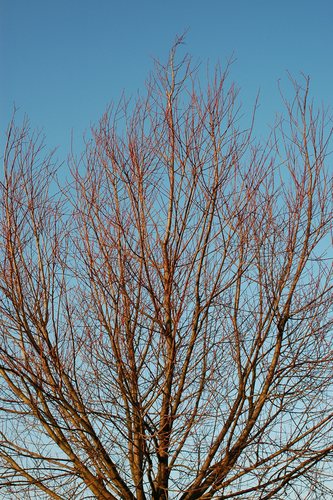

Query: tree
0 41 332 499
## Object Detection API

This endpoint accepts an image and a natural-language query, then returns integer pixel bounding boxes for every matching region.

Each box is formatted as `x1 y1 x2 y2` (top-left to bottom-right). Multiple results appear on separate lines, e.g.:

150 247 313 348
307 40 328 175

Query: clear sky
1 0 333 158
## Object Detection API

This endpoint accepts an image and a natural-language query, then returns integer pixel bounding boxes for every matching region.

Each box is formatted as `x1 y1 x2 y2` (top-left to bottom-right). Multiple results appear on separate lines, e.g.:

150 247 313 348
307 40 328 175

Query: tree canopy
0 41 332 499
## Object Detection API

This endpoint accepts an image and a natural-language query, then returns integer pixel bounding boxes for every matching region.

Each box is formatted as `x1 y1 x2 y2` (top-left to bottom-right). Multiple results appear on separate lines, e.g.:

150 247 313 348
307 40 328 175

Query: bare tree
1 41 332 499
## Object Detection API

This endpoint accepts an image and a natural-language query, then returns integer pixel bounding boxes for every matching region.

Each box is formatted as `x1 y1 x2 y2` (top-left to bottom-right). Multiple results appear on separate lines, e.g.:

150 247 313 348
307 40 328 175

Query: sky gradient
1 0 333 158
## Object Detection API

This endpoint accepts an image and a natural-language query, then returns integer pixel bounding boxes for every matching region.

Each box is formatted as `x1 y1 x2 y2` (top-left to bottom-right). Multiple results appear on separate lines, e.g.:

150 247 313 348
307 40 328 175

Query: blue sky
1 0 333 158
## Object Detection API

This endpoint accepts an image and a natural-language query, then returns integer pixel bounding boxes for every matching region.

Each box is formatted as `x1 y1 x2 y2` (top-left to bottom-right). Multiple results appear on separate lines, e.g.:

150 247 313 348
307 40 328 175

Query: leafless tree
1 41 332 499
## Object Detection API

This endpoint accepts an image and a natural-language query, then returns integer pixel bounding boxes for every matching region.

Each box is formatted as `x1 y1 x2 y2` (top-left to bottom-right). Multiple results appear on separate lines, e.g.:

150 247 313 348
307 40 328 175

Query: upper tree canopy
0 40 332 499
